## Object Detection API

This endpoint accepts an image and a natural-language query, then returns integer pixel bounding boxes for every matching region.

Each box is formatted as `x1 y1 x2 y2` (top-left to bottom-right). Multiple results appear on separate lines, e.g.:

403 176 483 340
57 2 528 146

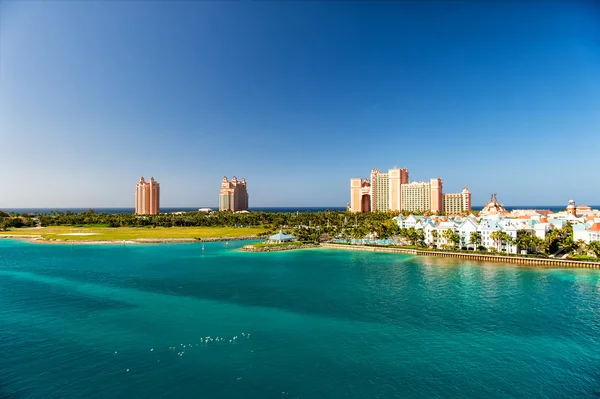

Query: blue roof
572 223 591 231
269 230 295 240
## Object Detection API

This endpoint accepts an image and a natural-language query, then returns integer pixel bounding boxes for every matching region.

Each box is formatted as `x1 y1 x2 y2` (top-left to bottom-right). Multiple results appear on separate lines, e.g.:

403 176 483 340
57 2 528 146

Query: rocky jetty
240 243 319 252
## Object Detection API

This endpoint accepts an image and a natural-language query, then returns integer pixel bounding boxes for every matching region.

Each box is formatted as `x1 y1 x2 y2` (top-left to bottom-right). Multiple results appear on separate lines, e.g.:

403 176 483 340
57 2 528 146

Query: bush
4 218 25 228
568 255 600 262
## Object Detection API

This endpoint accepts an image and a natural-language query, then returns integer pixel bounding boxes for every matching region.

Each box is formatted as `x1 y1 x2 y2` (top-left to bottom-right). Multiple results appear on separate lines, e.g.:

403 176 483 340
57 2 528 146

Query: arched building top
480 193 507 216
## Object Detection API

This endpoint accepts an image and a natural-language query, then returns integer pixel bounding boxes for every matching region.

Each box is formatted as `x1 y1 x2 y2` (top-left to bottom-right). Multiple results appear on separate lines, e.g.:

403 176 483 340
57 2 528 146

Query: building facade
443 187 472 214
371 169 389 212
401 181 431 212
135 176 160 215
479 193 508 217
350 167 469 214
430 178 443 213
399 179 444 213
389 167 409 211
350 168 408 213
350 178 372 212
219 176 249 212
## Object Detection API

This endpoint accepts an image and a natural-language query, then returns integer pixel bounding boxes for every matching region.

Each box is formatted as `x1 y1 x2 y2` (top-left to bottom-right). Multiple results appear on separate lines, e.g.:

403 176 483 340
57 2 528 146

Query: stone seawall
320 243 600 269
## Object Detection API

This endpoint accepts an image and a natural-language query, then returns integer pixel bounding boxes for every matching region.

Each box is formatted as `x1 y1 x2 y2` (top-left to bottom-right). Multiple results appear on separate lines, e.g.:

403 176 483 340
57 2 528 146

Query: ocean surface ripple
1 240 599 398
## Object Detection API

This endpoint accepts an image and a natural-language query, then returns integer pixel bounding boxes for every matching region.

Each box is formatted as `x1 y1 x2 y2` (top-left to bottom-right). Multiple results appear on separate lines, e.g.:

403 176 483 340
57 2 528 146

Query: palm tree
586 241 600 258
442 229 454 245
442 229 459 249
431 230 438 247
469 231 481 249
530 235 548 254
501 232 513 252
514 230 533 253
490 230 512 252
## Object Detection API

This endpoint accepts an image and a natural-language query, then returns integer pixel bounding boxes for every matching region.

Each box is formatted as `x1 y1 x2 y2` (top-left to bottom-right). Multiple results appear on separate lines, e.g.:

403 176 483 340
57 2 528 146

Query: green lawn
0 226 267 241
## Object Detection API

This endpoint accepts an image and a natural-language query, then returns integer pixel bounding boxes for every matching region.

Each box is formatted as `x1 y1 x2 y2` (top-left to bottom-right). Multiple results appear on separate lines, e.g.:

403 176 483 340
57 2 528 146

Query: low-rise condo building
135 176 160 215
393 200 598 254
219 176 249 212
549 200 600 219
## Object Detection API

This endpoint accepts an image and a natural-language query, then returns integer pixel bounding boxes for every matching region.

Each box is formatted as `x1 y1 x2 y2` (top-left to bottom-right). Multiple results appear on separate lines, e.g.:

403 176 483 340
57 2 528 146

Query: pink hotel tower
135 177 160 215
219 176 249 212
350 168 471 214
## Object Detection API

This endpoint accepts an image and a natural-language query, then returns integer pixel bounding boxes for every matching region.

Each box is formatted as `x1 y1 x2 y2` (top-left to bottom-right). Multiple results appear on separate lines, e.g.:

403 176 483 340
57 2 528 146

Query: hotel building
350 178 373 213
369 168 409 212
350 168 471 214
219 176 249 212
135 177 160 215
401 181 432 212
443 187 472 214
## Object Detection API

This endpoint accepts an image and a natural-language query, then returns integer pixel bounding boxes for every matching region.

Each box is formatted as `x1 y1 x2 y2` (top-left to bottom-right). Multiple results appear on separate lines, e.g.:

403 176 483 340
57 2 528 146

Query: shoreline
0 235 259 245
239 243 320 252
3 234 598 269
319 243 600 269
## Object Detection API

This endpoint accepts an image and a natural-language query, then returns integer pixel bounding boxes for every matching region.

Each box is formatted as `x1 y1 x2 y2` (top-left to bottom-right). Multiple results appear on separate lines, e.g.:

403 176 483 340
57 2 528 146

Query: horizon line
1 205 594 209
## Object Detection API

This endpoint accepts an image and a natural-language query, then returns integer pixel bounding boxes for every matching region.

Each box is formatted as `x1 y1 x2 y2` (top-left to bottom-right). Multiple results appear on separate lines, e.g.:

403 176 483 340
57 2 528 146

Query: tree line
0 209 400 230
2 209 598 258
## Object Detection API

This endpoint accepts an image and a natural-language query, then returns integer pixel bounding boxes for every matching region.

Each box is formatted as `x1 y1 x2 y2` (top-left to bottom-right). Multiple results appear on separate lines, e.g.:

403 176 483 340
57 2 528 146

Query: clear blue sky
1 1 599 208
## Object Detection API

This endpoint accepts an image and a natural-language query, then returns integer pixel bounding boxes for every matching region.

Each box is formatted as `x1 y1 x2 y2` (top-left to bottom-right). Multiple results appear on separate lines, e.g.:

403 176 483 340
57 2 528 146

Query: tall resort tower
135 177 160 215
219 176 249 212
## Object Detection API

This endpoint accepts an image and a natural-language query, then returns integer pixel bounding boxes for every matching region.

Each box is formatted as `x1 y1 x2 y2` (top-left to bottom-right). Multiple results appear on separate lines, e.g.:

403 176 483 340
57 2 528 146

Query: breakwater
240 243 319 252
320 243 600 269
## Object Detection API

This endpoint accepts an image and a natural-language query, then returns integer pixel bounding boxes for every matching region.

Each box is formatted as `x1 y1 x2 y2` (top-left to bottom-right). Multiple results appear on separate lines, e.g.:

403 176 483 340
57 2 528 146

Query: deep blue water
4 206 596 214
1 240 600 398
2 207 347 214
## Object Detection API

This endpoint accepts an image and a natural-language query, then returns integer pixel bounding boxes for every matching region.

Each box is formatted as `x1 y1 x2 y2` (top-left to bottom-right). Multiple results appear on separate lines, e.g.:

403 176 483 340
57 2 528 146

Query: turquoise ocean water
1 239 599 398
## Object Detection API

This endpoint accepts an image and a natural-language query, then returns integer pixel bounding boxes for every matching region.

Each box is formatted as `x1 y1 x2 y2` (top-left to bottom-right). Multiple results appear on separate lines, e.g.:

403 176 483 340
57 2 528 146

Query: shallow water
1 240 599 398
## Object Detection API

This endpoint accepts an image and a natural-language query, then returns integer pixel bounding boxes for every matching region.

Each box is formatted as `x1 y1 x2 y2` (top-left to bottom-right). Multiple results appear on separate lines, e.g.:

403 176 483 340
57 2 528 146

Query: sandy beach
0 235 258 245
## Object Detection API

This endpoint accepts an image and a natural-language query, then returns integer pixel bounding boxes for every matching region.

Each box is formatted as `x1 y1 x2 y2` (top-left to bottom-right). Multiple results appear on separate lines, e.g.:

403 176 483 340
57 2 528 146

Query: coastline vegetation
1 209 599 261
0 209 401 241
1 209 401 228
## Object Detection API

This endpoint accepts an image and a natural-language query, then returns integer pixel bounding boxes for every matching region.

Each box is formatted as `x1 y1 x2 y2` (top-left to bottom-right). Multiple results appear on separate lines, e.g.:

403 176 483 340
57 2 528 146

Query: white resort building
392 198 600 254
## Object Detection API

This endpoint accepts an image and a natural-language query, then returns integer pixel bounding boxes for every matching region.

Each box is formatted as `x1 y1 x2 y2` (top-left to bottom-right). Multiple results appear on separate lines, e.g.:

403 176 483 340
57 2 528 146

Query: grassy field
0 226 267 241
